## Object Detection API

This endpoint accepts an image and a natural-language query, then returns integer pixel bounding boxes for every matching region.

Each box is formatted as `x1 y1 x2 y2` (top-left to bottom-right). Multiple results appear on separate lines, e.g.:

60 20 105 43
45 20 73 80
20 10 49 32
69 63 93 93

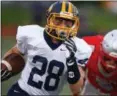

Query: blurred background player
80 30 117 95
1 1 92 96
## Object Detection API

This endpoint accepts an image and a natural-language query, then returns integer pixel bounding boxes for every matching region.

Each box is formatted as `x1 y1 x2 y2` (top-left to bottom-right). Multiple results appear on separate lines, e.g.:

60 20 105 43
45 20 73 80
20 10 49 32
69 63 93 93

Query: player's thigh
7 82 29 96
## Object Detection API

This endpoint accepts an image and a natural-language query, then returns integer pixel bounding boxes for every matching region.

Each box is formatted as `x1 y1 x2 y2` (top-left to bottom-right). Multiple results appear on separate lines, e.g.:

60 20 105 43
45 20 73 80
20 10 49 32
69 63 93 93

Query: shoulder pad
16 25 44 40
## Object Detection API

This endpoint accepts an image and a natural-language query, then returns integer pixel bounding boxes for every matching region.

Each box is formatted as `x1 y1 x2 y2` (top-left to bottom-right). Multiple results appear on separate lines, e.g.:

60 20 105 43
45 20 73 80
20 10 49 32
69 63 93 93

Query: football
2 53 25 75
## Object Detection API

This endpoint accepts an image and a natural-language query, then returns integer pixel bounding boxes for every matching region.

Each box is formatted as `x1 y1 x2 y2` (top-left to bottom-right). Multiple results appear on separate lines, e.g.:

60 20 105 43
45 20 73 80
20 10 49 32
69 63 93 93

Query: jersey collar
44 30 63 50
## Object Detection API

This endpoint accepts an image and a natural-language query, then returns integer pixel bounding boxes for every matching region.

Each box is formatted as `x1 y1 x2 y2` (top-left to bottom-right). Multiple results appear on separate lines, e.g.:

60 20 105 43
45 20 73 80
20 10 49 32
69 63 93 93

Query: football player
80 30 117 95
1 1 92 96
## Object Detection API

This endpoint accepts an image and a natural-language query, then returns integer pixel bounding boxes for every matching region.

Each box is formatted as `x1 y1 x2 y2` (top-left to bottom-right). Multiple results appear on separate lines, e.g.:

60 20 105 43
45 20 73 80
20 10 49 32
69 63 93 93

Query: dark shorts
7 82 30 96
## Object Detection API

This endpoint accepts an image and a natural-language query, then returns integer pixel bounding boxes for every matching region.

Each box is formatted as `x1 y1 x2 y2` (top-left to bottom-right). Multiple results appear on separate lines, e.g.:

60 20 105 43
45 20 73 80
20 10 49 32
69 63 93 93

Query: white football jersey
16 25 92 95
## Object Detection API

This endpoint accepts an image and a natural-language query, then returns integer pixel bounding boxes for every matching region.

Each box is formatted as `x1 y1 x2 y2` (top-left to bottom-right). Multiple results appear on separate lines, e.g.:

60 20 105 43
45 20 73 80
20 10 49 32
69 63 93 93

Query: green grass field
1 37 71 95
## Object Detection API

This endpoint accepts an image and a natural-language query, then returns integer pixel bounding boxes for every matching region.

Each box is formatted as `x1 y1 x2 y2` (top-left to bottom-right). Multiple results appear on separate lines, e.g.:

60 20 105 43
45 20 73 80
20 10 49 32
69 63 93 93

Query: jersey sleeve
16 26 28 54
74 38 93 67
16 25 44 54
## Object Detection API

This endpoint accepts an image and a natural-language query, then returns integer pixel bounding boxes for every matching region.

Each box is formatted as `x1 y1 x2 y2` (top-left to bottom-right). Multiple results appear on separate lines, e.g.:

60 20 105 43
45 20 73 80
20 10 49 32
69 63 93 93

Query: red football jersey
83 35 117 95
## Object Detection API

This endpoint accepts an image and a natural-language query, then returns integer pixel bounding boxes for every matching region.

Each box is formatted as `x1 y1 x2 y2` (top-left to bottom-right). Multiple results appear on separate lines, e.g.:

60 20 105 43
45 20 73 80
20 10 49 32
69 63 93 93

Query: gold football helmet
45 1 80 40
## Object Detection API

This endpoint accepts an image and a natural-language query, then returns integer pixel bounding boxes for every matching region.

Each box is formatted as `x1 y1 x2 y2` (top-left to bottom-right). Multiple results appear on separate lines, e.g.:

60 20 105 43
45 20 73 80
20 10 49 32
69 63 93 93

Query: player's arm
1 45 25 82
76 58 89 95
69 63 87 96
69 66 85 96
67 38 92 96
64 39 82 96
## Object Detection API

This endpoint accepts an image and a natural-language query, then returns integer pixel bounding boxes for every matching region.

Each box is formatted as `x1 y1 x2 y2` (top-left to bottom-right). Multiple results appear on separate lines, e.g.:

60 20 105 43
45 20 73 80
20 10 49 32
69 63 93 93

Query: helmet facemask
100 46 117 74
100 52 117 73
45 13 79 41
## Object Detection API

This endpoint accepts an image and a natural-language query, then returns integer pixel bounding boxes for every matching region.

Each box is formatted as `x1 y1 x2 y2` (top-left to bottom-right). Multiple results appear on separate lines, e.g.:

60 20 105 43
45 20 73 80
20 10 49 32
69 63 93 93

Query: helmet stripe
61 1 66 12
68 2 72 13
48 4 54 12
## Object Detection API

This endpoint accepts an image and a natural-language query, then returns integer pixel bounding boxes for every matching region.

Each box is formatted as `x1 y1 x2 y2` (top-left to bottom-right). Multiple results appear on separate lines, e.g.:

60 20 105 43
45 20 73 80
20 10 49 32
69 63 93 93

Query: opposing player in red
81 30 117 95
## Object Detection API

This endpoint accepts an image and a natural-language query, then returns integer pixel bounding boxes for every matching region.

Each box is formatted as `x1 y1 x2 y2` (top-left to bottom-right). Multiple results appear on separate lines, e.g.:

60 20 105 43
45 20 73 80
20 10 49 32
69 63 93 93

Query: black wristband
67 57 80 84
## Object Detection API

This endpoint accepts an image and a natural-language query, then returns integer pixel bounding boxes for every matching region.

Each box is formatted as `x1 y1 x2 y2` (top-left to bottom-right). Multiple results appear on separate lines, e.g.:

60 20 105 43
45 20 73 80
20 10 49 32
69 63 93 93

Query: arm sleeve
74 39 93 67
16 26 28 54
75 51 91 67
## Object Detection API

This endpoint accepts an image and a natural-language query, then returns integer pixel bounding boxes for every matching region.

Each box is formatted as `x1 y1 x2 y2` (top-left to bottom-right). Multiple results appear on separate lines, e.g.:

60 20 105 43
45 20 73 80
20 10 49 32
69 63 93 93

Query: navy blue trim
78 58 88 64
44 31 63 50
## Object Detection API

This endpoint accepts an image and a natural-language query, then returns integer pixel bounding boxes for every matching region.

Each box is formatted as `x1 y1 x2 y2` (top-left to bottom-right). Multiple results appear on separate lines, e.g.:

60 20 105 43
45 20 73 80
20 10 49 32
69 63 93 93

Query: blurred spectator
102 1 117 15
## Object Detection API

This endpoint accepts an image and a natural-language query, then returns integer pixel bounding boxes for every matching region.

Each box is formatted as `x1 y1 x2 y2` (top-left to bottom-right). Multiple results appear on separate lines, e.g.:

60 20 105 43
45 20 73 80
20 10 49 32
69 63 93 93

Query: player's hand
64 38 77 54
64 38 77 65
64 38 80 84
1 63 12 82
